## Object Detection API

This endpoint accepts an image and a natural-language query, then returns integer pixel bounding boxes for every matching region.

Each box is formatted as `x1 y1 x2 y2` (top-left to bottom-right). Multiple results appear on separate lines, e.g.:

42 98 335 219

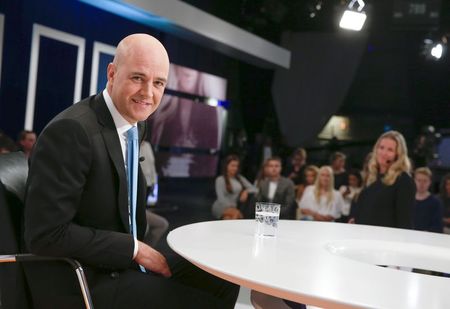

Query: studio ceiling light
422 35 448 61
339 0 367 31
431 43 443 59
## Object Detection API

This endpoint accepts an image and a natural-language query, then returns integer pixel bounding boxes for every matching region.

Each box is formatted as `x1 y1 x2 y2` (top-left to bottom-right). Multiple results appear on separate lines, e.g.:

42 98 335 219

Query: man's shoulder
54 95 98 122
40 94 105 137
279 176 295 187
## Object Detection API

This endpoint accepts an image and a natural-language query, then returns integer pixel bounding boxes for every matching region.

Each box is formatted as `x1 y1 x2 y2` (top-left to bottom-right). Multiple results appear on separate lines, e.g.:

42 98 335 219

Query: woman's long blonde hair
314 166 335 205
366 131 411 187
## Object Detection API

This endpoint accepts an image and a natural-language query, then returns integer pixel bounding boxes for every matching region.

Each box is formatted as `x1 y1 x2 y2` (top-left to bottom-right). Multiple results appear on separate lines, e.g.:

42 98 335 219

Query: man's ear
107 63 115 83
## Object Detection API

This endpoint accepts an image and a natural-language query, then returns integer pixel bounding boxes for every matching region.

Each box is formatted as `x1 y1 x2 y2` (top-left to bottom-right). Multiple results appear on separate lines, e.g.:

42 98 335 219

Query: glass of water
255 202 281 237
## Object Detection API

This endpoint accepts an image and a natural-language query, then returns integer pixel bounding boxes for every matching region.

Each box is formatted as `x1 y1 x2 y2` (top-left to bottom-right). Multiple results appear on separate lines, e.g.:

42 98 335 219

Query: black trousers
98 253 239 309
24 253 239 309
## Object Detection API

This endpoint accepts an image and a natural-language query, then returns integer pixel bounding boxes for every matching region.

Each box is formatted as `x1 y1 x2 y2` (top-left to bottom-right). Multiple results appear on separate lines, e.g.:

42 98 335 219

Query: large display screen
165 63 227 100
147 64 228 178
149 95 224 150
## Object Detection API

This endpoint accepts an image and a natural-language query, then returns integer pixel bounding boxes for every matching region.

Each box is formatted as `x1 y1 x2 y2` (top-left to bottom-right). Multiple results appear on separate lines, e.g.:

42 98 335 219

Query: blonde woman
352 131 415 228
299 166 344 221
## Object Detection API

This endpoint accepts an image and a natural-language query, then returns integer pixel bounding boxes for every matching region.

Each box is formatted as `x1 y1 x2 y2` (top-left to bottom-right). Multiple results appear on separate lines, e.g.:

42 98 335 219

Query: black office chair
0 152 94 309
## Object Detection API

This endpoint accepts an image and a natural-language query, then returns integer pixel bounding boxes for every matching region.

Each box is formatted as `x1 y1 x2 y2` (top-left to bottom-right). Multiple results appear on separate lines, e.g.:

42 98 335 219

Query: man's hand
135 241 171 277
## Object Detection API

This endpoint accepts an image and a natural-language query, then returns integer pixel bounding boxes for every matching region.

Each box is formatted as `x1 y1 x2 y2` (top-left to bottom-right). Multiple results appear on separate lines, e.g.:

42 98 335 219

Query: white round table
167 220 450 309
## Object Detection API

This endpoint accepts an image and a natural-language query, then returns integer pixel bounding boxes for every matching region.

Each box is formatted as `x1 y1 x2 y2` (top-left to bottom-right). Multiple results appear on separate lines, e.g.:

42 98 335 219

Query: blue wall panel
97 53 113 93
0 0 232 138
34 37 78 132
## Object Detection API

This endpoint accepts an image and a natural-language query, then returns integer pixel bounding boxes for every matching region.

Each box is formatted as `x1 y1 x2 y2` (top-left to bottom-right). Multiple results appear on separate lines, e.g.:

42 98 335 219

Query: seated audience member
212 154 257 219
304 165 319 187
339 169 363 222
253 159 269 188
140 140 169 247
413 167 443 233
439 173 450 234
284 148 307 199
330 151 348 189
17 130 37 158
299 166 344 221
255 157 296 219
24 33 238 308
297 165 319 200
295 165 319 219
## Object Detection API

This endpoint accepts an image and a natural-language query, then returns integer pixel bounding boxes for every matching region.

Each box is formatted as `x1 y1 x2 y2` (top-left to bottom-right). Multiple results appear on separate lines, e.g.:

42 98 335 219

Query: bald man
24 34 238 308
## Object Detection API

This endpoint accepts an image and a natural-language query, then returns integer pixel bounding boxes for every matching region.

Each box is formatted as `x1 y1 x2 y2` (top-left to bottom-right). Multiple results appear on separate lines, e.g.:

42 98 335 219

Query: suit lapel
91 94 130 233
261 180 270 200
274 179 283 202
136 121 147 240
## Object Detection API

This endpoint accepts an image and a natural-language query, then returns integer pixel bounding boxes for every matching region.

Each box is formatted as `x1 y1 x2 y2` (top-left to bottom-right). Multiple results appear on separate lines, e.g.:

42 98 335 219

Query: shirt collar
103 89 136 135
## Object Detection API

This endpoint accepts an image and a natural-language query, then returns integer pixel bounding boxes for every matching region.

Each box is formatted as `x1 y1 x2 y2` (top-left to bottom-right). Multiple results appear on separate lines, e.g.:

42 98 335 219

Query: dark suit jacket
256 177 296 219
23 93 148 308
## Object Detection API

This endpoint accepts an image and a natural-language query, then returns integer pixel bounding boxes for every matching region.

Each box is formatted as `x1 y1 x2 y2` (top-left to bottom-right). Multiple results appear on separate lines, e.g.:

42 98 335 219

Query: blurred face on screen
107 34 169 123
176 66 200 93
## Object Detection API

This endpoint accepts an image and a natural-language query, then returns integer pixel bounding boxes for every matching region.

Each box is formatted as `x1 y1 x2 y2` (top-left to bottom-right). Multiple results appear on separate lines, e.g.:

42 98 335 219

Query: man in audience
256 156 296 219
24 33 238 308
330 151 348 189
17 130 37 158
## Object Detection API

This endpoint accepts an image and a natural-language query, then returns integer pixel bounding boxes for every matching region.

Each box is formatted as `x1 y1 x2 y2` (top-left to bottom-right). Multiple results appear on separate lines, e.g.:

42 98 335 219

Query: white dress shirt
268 181 278 201
103 89 139 258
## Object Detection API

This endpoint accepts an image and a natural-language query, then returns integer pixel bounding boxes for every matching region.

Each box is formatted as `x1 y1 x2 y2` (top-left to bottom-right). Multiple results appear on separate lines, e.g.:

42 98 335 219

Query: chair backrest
0 152 28 202
0 152 32 309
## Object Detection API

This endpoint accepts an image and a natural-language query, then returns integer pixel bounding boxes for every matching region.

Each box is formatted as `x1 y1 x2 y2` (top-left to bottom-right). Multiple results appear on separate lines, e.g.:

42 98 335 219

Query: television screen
166 64 227 100
146 64 228 178
155 152 219 178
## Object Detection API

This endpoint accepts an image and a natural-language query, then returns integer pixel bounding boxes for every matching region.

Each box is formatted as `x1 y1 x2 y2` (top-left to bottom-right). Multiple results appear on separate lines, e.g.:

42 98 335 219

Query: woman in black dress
352 131 415 229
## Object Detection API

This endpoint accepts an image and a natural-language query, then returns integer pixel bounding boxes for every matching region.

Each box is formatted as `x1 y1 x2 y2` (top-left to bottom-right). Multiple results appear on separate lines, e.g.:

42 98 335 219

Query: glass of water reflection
255 202 281 237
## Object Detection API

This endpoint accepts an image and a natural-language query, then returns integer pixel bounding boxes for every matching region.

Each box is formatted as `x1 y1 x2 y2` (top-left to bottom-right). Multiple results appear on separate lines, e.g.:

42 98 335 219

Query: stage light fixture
308 1 322 19
431 43 443 59
422 35 447 61
339 0 366 31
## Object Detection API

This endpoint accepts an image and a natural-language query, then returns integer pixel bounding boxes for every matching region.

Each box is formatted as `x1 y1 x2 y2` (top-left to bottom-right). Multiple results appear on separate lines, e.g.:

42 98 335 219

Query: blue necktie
126 126 145 273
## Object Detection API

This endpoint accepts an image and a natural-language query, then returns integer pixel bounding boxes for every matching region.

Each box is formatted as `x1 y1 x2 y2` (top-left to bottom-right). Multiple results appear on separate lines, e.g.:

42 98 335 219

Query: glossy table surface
167 220 450 309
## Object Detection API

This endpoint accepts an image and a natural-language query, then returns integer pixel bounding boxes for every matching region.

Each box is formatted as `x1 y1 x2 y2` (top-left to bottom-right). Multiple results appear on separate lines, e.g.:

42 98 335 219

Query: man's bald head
106 33 170 123
113 33 169 68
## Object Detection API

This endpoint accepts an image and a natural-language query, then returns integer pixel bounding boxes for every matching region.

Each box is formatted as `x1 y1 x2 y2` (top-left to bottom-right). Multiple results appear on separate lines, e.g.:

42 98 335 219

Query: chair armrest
0 254 94 309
